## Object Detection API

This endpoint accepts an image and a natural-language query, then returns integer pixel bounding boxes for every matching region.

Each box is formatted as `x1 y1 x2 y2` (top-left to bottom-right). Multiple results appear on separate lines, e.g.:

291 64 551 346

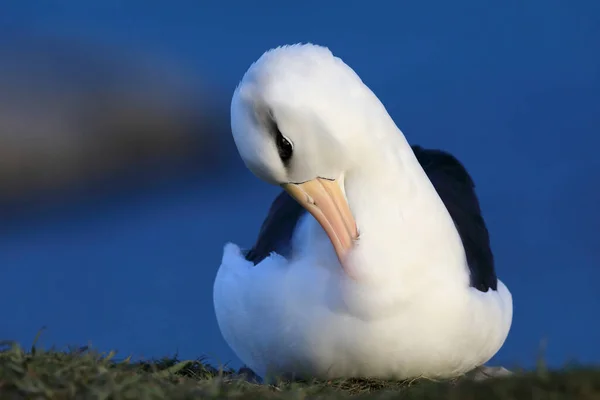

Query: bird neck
342 121 469 288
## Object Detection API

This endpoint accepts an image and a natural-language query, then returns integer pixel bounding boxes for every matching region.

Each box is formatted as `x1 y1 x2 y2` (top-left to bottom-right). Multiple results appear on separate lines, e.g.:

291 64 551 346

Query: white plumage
213 43 512 381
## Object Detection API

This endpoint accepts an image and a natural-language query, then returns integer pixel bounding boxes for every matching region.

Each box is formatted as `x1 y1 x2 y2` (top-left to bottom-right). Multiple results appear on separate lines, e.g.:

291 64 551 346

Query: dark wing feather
244 145 498 292
244 189 306 265
411 145 497 292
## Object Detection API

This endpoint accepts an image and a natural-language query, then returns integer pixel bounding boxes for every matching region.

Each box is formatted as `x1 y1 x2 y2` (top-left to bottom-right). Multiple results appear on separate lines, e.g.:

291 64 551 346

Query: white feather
214 43 513 381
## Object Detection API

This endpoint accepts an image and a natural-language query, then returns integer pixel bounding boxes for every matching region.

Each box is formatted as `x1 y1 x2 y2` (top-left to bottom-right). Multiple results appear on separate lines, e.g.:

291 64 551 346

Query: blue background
1 1 599 370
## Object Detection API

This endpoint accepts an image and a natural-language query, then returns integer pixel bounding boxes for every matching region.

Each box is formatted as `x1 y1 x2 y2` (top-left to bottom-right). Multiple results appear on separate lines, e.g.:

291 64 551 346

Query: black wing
244 189 306 265
411 145 497 292
244 145 498 292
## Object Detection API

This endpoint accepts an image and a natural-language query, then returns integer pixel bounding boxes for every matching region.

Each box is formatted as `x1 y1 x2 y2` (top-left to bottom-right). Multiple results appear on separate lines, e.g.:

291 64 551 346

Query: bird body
213 44 512 381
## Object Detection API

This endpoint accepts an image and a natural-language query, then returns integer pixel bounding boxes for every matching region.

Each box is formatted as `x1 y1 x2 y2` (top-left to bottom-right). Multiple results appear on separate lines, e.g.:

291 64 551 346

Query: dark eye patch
267 110 294 164
276 131 293 162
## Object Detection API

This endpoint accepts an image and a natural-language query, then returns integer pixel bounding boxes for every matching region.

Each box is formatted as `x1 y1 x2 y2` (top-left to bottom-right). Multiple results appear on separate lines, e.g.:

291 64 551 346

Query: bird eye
275 127 293 162
267 109 293 163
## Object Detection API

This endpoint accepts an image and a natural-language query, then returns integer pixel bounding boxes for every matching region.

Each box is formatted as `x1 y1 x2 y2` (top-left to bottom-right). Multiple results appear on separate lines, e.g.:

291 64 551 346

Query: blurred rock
0 36 235 208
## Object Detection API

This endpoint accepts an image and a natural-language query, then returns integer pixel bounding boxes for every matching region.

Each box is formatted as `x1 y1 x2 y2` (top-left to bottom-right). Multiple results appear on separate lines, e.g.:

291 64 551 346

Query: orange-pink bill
282 178 358 275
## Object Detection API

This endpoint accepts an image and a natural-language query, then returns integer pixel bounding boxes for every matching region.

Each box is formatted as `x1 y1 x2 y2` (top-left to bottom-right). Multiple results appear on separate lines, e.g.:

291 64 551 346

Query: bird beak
282 178 358 273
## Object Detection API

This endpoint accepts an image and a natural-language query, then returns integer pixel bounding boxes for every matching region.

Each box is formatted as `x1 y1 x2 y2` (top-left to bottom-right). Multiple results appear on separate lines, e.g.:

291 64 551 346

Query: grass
1 340 600 399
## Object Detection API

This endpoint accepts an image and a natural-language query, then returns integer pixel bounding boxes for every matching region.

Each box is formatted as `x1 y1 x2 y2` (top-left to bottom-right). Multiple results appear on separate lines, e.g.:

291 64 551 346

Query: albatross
213 43 513 381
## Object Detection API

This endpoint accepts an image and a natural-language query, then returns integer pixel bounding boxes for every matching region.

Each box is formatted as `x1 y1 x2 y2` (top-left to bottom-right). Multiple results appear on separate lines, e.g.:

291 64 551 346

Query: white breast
213 240 512 381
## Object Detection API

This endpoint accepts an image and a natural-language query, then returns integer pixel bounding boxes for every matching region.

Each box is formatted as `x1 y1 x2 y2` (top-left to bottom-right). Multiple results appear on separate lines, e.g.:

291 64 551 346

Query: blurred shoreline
0 36 240 219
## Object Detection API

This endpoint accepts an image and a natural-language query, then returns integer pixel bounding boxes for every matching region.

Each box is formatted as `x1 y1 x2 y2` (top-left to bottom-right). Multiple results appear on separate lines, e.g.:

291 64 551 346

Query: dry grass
1 338 599 399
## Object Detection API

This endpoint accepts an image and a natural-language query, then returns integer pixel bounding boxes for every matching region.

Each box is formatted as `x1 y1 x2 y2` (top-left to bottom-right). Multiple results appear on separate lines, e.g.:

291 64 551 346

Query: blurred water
1 1 599 370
